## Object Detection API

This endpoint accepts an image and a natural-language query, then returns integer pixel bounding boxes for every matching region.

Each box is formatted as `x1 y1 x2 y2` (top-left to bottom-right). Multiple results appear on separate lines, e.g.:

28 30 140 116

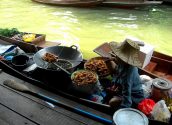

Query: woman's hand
106 85 119 95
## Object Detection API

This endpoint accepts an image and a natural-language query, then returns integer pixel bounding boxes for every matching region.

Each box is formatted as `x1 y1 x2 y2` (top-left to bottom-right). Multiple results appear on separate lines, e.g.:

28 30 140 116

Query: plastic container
113 108 148 125
151 78 172 102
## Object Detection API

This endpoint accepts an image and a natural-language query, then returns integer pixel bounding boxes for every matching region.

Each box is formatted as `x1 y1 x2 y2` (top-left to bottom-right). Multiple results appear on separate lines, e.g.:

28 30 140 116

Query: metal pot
151 78 172 102
23 45 83 88
25 45 83 73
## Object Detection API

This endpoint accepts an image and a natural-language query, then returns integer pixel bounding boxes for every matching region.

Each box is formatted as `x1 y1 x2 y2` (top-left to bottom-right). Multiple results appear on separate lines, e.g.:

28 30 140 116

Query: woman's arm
120 66 134 108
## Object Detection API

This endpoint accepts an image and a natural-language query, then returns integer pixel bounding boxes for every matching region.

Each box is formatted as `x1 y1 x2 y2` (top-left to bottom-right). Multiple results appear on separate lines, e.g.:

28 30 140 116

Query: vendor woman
107 39 145 108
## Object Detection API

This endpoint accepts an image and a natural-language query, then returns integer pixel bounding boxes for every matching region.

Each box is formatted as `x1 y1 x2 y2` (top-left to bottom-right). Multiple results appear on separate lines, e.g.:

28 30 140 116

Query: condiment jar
151 78 172 102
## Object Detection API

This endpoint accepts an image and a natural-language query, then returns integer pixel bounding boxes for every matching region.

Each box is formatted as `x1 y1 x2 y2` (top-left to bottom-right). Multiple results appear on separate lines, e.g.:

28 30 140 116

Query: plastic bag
151 100 171 123
138 99 155 116
140 75 153 98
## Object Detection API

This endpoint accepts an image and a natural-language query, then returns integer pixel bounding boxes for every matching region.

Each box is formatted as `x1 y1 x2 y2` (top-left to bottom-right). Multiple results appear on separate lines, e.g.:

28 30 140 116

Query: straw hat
109 39 142 67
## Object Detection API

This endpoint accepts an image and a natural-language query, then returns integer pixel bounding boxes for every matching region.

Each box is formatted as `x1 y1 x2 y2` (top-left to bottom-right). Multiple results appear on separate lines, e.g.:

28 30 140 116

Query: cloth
0 45 16 55
112 64 145 108
0 44 25 60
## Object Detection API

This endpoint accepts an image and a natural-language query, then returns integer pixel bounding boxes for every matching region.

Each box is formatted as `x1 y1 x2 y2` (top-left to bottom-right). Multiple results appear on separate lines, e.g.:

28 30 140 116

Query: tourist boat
101 0 163 8
31 0 103 7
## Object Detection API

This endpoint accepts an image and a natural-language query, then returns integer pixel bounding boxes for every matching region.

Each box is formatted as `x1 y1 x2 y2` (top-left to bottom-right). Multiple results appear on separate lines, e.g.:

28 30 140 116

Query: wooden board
0 104 37 125
0 71 110 125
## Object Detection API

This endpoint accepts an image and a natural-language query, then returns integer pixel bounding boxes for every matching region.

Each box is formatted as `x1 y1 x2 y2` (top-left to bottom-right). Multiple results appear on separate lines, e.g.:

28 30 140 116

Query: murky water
0 0 172 58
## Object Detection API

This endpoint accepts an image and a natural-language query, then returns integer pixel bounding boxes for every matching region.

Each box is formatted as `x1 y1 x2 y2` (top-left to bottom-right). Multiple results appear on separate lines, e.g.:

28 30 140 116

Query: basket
71 70 99 94
84 56 112 78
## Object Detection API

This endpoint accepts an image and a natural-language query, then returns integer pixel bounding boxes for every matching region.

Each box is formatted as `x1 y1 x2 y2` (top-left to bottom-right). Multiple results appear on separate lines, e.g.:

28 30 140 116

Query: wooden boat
163 0 172 4
0 32 46 47
32 0 103 7
101 0 163 8
0 38 170 125
144 51 172 81
93 42 172 81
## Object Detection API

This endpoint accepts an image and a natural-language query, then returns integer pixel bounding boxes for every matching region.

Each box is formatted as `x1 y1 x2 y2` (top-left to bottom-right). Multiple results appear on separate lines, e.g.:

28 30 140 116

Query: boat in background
163 0 172 4
101 0 163 8
144 51 172 81
32 0 103 7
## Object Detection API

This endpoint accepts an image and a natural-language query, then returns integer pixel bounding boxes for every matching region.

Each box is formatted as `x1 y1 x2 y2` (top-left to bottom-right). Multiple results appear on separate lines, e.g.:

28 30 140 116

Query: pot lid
113 108 148 125
152 78 172 90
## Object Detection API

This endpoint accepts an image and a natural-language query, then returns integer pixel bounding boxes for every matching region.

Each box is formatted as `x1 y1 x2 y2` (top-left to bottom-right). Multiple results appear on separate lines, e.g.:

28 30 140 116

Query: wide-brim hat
109 39 143 67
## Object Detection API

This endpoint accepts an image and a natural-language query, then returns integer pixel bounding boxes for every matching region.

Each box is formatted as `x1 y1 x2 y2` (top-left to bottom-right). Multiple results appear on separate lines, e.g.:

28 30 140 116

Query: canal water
0 0 172 58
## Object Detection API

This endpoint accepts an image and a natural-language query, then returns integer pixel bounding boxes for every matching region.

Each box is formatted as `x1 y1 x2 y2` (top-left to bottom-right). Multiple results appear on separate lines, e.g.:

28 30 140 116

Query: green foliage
0 28 20 37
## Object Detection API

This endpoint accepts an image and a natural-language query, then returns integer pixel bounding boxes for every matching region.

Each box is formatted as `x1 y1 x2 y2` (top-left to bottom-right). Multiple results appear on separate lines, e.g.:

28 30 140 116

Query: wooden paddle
3 79 113 125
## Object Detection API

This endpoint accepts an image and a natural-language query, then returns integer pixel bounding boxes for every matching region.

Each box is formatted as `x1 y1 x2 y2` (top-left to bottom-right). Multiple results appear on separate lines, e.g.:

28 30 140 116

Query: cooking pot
12 54 30 70
151 78 172 102
25 45 83 72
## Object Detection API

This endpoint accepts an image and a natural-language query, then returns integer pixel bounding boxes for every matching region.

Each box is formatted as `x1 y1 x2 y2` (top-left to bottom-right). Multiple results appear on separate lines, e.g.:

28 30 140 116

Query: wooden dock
0 71 111 125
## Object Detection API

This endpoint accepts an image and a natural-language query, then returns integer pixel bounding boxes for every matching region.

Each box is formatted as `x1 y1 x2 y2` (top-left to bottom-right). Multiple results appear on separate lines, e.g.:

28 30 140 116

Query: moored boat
163 0 172 4
144 51 172 81
0 38 171 125
32 0 103 7
101 0 163 8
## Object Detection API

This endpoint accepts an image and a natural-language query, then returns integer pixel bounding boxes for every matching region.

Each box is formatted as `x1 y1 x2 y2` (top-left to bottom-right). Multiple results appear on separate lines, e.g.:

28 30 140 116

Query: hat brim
109 41 143 67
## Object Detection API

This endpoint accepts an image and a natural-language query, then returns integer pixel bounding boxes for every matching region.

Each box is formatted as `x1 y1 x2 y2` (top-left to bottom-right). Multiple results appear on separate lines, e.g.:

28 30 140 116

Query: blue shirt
112 64 145 108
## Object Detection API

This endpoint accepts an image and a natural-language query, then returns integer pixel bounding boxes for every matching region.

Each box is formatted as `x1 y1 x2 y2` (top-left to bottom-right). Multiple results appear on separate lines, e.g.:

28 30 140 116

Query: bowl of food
84 57 111 78
71 70 98 94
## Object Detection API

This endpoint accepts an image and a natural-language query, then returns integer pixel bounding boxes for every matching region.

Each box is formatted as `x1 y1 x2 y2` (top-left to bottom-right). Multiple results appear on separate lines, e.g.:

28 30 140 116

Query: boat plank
0 104 37 125
0 72 109 125
144 61 157 72
153 51 172 62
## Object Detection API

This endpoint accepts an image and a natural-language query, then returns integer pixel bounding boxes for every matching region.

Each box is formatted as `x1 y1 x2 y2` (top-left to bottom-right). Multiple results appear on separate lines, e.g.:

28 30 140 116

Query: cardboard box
139 43 154 68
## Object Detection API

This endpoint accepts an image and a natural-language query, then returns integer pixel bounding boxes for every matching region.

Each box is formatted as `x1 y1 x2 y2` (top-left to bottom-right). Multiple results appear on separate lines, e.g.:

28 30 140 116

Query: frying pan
25 45 83 72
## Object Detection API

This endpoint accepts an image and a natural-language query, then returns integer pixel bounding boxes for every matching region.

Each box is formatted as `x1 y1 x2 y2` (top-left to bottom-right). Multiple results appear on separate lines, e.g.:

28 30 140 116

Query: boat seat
153 71 166 77
144 62 157 72
165 75 172 81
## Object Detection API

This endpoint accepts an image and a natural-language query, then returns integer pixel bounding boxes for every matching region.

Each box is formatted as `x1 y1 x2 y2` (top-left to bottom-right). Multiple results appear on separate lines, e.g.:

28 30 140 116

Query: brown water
0 0 172 58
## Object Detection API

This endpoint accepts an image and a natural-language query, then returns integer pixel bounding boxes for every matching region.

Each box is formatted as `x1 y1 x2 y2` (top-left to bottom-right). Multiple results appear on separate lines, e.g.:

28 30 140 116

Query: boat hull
32 0 103 7
101 0 163 8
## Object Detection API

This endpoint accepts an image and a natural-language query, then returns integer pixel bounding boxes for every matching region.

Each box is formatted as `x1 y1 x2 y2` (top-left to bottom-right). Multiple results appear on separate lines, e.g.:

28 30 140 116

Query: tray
0 32 46 46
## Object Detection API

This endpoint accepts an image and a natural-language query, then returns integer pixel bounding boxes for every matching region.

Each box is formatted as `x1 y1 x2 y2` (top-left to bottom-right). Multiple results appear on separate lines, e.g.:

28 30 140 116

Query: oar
3 79 113 125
